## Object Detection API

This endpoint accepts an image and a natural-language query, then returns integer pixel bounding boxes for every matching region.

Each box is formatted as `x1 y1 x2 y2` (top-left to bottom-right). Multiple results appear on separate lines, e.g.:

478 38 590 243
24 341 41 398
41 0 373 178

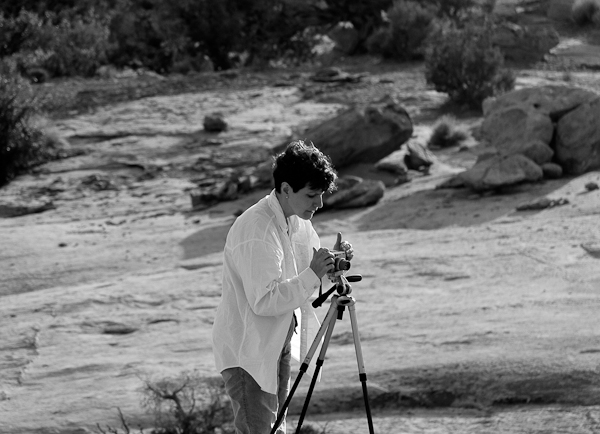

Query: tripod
270 274 375 434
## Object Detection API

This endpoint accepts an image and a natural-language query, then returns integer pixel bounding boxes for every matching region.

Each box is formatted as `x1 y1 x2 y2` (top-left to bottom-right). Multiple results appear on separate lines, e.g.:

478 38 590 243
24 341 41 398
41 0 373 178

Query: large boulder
555 96 600 174
482 85 599 119
458 154 543 191
323 176 385 209
454 85 600 191
492 21 560 64
275 97 413 170
480 104 554 156
520 139 555 165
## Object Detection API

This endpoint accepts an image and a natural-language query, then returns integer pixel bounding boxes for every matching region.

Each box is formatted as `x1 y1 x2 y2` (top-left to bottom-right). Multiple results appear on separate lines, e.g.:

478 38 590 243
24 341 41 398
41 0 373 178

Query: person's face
283 183 324 220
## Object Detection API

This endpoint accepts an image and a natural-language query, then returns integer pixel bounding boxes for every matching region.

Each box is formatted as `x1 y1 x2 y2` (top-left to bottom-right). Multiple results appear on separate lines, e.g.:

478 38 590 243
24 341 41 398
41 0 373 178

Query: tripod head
312 274 362 308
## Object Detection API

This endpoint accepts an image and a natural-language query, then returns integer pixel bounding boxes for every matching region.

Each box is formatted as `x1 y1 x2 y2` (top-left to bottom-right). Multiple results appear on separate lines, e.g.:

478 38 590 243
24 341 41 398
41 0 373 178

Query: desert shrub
427 115 471 148
140 372 233 434
0 10 44 57
0 74 59 186
424 18 515 108
0 0 113 17
367 0 437 60
174 0 314 70
97 372 233 434
422 0 492 19
298 0 394 53
106 0 312 72
572 0 600 26
2 8 112 78
107 0 185 72
297 423 331 434
35 11 111 77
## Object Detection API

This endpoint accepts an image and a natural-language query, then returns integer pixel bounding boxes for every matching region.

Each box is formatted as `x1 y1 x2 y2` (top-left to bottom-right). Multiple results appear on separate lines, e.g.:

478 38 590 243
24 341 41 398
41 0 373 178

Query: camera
327 250 351 281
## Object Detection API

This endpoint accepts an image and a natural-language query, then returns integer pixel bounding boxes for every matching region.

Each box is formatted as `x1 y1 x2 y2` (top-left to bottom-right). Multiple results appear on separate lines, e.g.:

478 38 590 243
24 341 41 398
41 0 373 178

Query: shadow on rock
353 178 574 231
179 221 233 260
291 364 600 416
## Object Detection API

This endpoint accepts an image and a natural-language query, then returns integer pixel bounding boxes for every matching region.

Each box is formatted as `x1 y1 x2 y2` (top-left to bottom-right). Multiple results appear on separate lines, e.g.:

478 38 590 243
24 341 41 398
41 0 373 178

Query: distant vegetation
0 0 500 77
0 0 517 185
571 0 600 26
0 74 66 186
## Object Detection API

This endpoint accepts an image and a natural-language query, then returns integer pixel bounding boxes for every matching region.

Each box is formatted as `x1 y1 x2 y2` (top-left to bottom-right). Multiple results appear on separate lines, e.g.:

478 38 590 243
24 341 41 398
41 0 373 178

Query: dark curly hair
272 140 337 194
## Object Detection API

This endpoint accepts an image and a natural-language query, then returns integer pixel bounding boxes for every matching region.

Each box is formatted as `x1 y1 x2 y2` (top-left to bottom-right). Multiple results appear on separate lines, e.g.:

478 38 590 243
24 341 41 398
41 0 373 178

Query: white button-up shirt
211 190 323 394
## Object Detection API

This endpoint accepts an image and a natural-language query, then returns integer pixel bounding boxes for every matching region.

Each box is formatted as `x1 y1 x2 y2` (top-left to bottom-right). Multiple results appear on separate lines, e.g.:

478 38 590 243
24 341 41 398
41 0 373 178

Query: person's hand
310 247 334 279
333 232 354 260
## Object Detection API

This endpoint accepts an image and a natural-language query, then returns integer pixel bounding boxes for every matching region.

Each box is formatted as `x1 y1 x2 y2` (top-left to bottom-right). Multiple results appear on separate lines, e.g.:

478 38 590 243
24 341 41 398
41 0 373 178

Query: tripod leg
271 298 339 434
295 301 339 433
347 303 375 434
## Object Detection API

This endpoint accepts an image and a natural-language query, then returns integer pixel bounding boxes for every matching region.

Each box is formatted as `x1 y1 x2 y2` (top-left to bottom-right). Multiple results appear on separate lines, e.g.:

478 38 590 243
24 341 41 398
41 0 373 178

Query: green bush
424 18 515 108
0 75 56 186
572 0 600 26
367 0 437 60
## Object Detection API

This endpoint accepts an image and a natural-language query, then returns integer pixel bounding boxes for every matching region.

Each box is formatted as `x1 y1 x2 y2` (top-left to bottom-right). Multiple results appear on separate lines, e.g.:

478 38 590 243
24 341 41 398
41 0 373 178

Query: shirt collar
267 189 299 235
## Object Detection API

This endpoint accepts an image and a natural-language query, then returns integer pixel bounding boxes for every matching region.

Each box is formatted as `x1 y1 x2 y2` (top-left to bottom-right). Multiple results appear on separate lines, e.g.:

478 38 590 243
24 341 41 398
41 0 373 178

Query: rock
580 241 600 258
480 104 554 156
555 96 600 174
482 85 598 120
203 112 228 132
521 139 555 165
403 142 435 173
323 176 385 209
492 21 560 64
310 67 364 83
375 160 408 176
26 67 49 84
0 199 56 217
541 162 563 179
516 197 569 211
276 96 413 170
458 154 543 191
585 182 599 191
80 174 118 191
252 160 275 187
436 175 466 189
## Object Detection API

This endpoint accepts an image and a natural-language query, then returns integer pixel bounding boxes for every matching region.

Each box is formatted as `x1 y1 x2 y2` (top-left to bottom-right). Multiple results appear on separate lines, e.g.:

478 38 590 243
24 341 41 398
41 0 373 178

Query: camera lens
335 258 351 271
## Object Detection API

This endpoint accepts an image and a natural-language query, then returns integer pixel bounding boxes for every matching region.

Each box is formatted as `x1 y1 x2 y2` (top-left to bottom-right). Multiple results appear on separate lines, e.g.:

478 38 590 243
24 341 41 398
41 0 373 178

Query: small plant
424 18 515 108
141 372 233 434
0 74 57 186
97 371 233 434
296 422 331 434
572 0 600 26
428 115 471 149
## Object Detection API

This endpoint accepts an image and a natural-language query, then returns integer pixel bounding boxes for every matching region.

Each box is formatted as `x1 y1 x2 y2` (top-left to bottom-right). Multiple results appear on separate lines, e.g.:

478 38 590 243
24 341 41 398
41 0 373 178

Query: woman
211 140 352 433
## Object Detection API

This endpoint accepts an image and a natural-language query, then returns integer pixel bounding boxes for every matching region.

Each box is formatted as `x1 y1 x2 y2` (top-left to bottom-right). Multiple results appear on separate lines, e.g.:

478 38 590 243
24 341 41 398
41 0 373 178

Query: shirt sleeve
233 237 321 316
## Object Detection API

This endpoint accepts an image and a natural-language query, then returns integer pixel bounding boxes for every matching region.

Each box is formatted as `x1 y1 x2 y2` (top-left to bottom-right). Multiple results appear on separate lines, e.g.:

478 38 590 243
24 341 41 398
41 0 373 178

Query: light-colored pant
222 320 294 434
